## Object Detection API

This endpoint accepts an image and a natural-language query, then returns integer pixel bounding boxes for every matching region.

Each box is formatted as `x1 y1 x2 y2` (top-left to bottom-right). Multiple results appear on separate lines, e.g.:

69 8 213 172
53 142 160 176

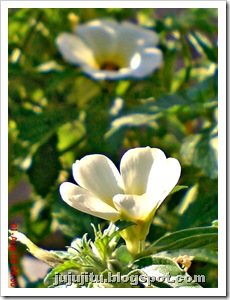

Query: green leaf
177 184 198 216
114 220 137 231
177 178 218 229
44 260 80 287
114 245 132 266
168 185 188 196
49 250 75 260
57 120 85 153
161 48 177 93
11 106 79 145
105 113 160 138
53 200 102 239
131 256 202 288
133 256 183 274
27 135 61 197
141 226 218 257
157 248 218 266
180 127 218 179
212 220 218 227
190 31 218 63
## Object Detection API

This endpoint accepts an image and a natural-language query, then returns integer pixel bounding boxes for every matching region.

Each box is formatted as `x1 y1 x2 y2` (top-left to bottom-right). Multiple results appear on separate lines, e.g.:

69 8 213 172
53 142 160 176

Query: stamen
100 62 120 71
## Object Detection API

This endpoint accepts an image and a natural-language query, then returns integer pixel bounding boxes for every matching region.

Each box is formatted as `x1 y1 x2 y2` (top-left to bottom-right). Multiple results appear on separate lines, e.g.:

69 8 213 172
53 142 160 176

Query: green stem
139 240 145 253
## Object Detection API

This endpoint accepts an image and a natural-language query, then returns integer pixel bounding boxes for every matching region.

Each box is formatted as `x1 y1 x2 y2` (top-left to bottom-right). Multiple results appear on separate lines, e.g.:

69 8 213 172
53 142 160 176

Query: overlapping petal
76 20 118 65
130 48 163 78
120 147 167 195
60 182 120 221
113 194 150 221
56 33 98 68
146 156 181 210
120 147 154 195
72 154 123 206
118 22 160 47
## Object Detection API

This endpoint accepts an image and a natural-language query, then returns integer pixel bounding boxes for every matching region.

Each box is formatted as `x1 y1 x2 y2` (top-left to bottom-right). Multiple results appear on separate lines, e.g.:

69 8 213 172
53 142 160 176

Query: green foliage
27 135 61 197
8 7 218 288
36 223 215 288
140 226 218 257
132 256 202 288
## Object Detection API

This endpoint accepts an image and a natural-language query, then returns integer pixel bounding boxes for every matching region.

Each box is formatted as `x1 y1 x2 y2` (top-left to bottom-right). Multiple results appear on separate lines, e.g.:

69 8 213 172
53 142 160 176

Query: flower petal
72 155 123 206
120 22 160 47
113 194 150 221
76 20 118 65
130 48 163 78
81 66 132 80
147 157 181 209
60 182 120 221
114 22 160 64
120 147 162 195
56 32 98 68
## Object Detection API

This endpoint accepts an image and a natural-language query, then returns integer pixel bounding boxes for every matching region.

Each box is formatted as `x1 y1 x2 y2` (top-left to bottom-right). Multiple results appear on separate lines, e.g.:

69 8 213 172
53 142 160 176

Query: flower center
100 62 120 71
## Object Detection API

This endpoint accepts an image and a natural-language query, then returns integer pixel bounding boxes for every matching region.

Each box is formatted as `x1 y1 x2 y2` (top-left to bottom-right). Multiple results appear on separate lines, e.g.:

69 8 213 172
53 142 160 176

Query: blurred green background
8 8 218 287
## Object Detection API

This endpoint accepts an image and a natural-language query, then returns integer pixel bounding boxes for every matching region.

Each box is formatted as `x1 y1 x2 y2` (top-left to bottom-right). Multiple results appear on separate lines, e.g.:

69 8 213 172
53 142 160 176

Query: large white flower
60 147 181 255
56 19 163 80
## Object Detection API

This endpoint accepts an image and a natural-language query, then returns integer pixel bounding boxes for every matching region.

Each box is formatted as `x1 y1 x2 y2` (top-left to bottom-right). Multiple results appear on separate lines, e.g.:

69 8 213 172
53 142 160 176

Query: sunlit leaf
141 226 218 257
132 256 202 288
180 127 218 179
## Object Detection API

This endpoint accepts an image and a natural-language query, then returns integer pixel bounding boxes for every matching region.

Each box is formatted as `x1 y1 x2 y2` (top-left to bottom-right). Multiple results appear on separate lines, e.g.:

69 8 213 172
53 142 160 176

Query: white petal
56 33 98 68
76 20 118 65
72 155 123 206
158 158 181 204
120 22 160 47
120 147 155 195
60 182 120 221
147 157 181 209
81 65 132 80
111 23 160 69
130 48 163 78
122 147 166 196
113 194 150 221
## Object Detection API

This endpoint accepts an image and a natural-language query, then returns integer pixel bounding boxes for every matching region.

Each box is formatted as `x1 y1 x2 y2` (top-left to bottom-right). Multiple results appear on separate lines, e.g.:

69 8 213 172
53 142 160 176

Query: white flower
60 147 181 222
60 147 181 255
56 19 163 80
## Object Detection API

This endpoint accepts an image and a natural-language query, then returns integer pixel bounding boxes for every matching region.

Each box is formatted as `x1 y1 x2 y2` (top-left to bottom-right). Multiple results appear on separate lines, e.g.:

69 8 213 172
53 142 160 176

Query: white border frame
1 1 226 297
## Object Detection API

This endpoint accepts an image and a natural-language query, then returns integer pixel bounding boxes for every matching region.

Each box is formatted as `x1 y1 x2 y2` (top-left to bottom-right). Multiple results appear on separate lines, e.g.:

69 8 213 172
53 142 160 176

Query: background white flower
56 19 163 80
